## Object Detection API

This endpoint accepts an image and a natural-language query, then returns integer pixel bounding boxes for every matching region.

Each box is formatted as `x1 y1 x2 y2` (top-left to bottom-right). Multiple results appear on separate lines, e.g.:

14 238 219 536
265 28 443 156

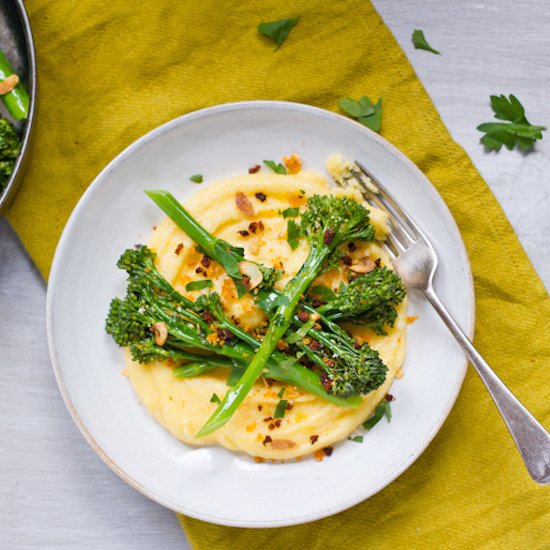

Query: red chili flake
255 191 267 201
265 378 274 387
307 339 321 351
323 228 335 245
268 423 275 430
200 256 211 268
174 243 184 255
263 416 273 422
348 242 357 252
274 419 282 428
342 254 352 266
320 373 332 392
353 339 362 350
217 328 234 342
248 222 258 233
242 274 251 288
375 258 381 267
311 298 324 308
257 405 263 412
323 447 333 457
201 311 214 323
258 220 265 231
310 435 319 445
262 435 272 446
297 310 310 322
152 225 157 230
238 230 250 237
385 393 395 402
249 165 261 174
285 402 294 411
195 266 203 274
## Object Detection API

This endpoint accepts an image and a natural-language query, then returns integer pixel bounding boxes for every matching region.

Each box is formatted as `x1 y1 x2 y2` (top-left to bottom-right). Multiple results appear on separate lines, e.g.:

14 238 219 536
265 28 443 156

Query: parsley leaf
274 399 288 418
412 29 440 55
309 285 335 302
362 400 392 430
190 174 203 183
282 207 300 218
256 289 290 314
185 279 213 291
349 435 364 443
257 17 300 50
287 219 300 250
210 393 221 404
477 94 545 152
339 96 374 118
263 159 287 174
339 95 382 133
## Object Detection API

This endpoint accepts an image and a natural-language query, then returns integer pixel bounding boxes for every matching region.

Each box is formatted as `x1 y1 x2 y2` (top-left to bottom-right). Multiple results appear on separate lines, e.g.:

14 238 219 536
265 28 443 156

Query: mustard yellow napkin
10 0 549 547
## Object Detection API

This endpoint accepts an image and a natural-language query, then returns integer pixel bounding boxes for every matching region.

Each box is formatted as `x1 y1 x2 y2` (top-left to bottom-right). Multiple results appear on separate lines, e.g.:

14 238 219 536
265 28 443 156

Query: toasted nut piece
238 261 263 290
270 438 297 449
0 74 19 95
349 257 376 274
235 192 254 216
150 322 168 346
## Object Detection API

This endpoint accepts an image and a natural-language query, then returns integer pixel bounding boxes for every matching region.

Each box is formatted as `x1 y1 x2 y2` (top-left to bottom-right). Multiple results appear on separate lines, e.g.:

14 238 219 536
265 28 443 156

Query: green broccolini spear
0 51 29 120
106 246 360 408
314 267 406 335
190 194 377 436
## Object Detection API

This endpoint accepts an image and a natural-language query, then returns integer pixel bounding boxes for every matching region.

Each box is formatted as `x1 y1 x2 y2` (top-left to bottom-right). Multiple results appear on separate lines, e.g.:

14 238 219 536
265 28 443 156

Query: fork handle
423 284 550 484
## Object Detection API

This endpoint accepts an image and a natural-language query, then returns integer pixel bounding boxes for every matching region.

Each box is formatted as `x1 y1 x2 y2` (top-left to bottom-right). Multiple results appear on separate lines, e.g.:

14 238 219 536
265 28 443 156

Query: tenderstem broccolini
106 189 406 437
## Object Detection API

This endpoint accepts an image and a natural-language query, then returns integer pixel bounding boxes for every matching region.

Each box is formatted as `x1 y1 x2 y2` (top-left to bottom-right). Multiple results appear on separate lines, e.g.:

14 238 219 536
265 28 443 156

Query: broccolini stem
196 249 330 437
145 190 247 295
0 51 29 120
206 301 361 406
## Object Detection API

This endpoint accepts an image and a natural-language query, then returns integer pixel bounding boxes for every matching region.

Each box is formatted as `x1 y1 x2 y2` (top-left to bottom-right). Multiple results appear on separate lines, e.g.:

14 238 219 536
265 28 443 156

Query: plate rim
46 100 475 527
0 0 38 215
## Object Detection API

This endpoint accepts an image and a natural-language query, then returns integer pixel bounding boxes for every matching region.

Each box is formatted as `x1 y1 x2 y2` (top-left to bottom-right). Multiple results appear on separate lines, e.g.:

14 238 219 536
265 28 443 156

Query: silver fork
342 160 550 484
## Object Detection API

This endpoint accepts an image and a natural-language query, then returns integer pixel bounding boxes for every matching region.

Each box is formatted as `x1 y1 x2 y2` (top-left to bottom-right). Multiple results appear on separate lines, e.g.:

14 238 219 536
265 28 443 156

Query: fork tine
347 171 413 247
384 231 404 255
354 161 422 239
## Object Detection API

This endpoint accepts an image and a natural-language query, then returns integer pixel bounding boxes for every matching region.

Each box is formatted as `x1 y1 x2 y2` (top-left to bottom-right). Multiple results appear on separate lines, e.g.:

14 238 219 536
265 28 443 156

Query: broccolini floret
193 193 377 436
316 266 406 334
105 245 359 408
0 118 22 192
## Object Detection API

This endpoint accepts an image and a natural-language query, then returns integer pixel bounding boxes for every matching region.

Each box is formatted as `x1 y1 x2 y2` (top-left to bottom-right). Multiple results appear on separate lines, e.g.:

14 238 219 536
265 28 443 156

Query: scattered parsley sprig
263 159 287 174
477 94 545 152
258 17 300 50
362 399 392 430
339 96 382 133
412 29 440 55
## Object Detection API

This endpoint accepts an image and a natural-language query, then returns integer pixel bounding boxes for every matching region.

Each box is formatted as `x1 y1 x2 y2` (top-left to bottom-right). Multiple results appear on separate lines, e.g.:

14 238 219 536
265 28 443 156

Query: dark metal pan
0 0 36 215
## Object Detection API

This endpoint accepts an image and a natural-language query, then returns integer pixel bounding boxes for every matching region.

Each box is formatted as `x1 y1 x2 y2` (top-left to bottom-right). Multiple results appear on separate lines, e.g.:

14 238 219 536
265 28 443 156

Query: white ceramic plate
47 101 474 527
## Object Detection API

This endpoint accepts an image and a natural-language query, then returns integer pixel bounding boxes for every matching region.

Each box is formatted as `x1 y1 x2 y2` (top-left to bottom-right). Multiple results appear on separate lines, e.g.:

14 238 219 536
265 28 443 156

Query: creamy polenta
126 168 407 460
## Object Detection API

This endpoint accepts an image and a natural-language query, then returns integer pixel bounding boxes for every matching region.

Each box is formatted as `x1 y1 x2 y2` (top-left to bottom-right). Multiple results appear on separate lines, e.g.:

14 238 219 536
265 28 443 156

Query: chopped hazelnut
150 322 168 346
235 192 254 216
